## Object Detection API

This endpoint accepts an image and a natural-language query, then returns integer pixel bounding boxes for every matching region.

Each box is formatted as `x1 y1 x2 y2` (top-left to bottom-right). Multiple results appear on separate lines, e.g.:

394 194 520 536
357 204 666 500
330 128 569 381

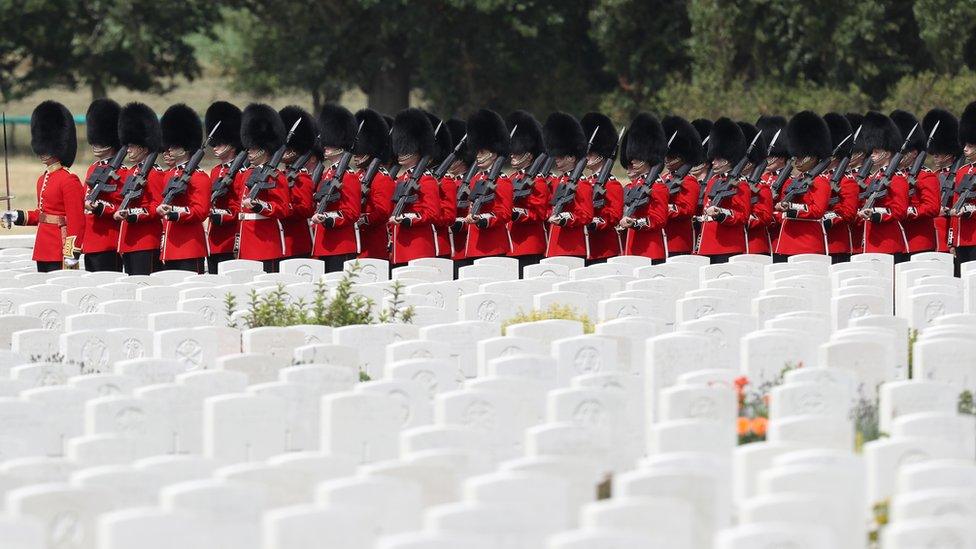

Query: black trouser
706 253 735 264
516 254 543 277
651 257 667 265
892 253 911 264
122 250 158 275
36 261 62 273
262 259 280 273
454 257 476 279
772 254 790 264
84 251 122 272
320 253 357 274
668 251 690 257
957 245 976 276
207 252 234 275
584 257 608 267
162 257 204 274
831 253 852 264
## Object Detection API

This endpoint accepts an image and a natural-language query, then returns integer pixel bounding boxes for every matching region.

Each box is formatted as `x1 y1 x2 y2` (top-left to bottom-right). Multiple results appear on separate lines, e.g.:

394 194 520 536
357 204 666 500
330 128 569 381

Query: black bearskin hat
786 111 832 159
923 108 961 157
620 113 667 168
85 99 121 150
424 112 453 165
707 117 746 163
318 104 356 150
861 111 902 153
31 101 77 167
661 115 704 166
161 104 202 152
507 111 544 158
241 103 285 153
279 106 318 156
543 112 586 159
823 112 854 158
467 109 510 158
756 115 788 158
119 102 161 153
392 108 435 159
958 101 976 146
205 101 242 150
353 109 390 162
845 112 868 154
446 118 468 164
692 119 713 145
737 121 766 165
890 110 924 153
580 112 618 158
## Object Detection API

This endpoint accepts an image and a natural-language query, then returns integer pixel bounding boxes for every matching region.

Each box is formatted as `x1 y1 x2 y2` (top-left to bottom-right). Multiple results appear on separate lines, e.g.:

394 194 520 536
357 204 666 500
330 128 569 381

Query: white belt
240 213 269 221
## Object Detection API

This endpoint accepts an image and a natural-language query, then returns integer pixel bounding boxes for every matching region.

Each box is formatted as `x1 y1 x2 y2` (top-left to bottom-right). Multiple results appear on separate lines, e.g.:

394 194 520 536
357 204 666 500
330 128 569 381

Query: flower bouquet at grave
735 362 802 445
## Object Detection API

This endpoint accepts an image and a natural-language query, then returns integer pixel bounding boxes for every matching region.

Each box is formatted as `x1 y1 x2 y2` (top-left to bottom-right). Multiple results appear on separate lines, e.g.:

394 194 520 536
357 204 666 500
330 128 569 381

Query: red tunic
234 167 290 261
903 168 940 252
118 165 165 254
22 166 86 262
697 174 750 256
82 160 122 254
587 175 624 260
358 168 394 260
545 176 594 258
208 162 241 255
773 172 831 255
624 176 669 259
283 168 314 257
953 164 976 247
823 170 858 254
934 166 958 252
509 171 549 257
464 172 513 258
389 168 440 264
862 171 909 254
437 175 461 258
311 166 361 257
664 173 699 254
160 165 209 261
747 182 773 254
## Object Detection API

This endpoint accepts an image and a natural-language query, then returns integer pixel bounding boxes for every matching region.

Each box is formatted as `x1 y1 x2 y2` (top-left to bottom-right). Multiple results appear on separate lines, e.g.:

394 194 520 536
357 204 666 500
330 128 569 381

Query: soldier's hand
773 202 787 212
704 206 720 218
463 215 476 225
156 204 172 216
1 210 18 228
113 210 126 222
63 257 80 269
311 213 327 225
619 216 635 228
857 209 871 220
241 198 253 210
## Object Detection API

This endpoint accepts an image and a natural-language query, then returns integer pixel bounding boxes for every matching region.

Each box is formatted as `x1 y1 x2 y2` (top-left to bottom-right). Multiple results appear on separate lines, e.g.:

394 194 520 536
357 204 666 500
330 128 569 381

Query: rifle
357 157 383 210
827 127 859 206
941 155 967 209
861 123 918 209
593 127 625 209
551 127 600 216
707 130 763 207
469 155 506 216
210 150 249 204
118 151 160 211
907 121 940 196
780 158 831 204
244 119 302 202
85 146 127 203
747 129 783 186
161 122 223 206
623 162 665 217
513 153 550 200
855 157 875 191
313 121 365 215
285 150 313 189
392 156 431 218
433 134 467 180
456 162 479 209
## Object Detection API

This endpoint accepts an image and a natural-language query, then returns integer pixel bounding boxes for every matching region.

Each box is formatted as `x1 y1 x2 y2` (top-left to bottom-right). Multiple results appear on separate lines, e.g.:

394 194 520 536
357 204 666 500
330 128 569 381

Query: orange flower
751 417 768 437
734 376 749 390
737 416 751 436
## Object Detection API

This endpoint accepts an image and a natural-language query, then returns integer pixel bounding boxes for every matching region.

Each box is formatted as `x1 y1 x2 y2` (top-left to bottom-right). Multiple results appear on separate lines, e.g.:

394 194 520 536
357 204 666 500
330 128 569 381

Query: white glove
63 257 80 269
1 210 18 228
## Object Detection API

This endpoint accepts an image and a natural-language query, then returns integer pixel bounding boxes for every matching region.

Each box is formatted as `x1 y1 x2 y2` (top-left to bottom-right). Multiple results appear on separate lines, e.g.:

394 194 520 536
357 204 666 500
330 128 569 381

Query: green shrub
501 304 595 334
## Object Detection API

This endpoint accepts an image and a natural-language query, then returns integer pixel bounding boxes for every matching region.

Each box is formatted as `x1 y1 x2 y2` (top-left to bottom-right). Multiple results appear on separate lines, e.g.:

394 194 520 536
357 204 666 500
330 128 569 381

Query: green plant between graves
501 304 595 334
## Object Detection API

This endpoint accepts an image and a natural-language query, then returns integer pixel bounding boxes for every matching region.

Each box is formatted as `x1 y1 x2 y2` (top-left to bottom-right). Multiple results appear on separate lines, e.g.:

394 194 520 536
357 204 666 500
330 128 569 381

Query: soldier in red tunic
952 101 976 269
619 113 669 263
443 118 469 262
660 116 703 256
858 111 910 261
81 99 123 272
821 113 859 262
738 121 772 255
311 104 362 272
115 103 166 275
204 101 244 274
580 112 623 265
845 112 869 254
156 104 209 273
279 106 318 260
544 113 593 259
353 108 395 261
891 110 939 256
772 111 833 260
921 108 962 255
506 111 549 274
422 112 454 260
4 101 85 272
697 118 751 263
388 108 441 265
458 109 513 265
756 116 791 254
235 104 290 272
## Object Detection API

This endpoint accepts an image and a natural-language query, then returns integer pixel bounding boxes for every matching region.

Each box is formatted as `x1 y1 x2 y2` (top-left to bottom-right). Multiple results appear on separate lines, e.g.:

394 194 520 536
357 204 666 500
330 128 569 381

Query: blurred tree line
2 0 976 120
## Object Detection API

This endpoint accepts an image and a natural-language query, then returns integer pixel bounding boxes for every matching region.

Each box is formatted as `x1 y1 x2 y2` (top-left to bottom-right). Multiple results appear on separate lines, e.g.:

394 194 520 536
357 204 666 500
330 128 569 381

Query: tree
913 0 976 73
